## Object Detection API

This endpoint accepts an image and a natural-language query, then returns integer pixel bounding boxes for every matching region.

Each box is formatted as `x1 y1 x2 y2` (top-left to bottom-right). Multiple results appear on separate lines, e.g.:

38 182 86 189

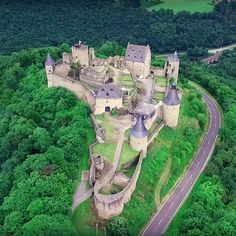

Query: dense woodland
166 49 236 235
0 46 94 235
0 0 236 55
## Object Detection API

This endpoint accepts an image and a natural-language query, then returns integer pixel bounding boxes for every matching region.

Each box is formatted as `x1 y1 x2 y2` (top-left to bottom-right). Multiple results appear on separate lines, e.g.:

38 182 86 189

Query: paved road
143 94 220 236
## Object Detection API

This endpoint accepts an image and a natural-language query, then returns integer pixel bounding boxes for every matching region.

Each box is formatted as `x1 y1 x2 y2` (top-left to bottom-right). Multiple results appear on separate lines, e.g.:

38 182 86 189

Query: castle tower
71 42 89 67
163 84 181 128
130 115 148 157
165 51 180 82
45 53 55 87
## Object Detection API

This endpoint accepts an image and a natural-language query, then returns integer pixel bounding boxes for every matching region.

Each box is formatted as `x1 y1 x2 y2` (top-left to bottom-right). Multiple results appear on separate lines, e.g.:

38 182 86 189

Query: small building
125 43 151 79
202 52 222 64
94 84 123 114
130 115 148 156
165 51 180 82
163 84 181 128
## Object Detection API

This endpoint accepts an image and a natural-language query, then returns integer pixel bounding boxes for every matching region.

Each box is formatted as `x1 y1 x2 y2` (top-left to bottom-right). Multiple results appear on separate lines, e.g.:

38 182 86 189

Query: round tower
45 53 55 87
163 84 180 128
165 51 180 82
45 53 55 74
130 115 148 156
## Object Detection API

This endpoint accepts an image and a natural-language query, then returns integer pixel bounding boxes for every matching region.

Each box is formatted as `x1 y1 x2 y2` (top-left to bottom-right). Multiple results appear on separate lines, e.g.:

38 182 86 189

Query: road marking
190 174 193 179
207 140 210 145
203 150 206 155
170 202 174 208
197 162 200 166
158 219 163 225
180 186 185 192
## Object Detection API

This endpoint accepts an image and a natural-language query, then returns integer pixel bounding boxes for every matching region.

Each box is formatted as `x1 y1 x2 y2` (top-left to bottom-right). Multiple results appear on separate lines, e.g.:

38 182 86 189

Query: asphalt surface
143 94 220 236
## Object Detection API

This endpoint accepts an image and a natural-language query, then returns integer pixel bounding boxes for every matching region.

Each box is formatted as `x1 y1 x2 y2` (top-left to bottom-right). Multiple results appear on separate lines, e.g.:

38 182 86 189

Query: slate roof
163 85 180 106
95 84 122 99
125 43 149 63
45 53 55 66
131 115 148 138
168 51 179 62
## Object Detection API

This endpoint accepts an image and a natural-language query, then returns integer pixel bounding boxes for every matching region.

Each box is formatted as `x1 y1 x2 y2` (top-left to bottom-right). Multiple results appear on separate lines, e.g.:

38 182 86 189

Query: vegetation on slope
0 46 95 235
166 49 236 235
0 0 236 55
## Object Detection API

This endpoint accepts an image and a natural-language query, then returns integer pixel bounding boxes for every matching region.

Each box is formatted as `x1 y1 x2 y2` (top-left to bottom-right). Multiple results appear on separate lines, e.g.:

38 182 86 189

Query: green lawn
72 199 103 236
120 143 139 166
95 114 119 142
155 76 167 87
153 91 166 103
92 142 138 166
93 143 117 163
147 0 214 14
119 74 135 95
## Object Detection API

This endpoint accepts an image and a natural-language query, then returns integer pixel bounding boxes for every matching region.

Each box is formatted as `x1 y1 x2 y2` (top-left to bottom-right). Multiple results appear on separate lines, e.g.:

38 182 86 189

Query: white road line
190 174 193 179
197 162 200 166
207 140 210 145
203 150 206 155
170 202 174 208
158 219 163 225
180 186 185 192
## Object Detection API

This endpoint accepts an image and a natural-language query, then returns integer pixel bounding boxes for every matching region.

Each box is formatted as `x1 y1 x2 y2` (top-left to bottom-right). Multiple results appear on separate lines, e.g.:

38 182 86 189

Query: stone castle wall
47 72 95 110
94 154 144 219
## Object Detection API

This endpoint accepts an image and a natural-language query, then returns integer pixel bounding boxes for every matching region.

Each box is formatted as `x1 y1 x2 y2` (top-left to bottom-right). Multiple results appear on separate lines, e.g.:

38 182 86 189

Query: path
142 93 220 236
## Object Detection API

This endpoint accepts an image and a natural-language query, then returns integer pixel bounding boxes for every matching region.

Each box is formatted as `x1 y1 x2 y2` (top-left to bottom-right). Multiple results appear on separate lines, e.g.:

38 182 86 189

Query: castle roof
168 51 179 62
131 115 148 138
125 43 149 63
95 84 122 99
45 53 55 66
163 85 180 106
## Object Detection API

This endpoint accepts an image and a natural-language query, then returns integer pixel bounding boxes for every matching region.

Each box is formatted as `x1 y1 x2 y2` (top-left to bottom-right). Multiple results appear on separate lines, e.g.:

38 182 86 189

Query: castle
45 41 181 219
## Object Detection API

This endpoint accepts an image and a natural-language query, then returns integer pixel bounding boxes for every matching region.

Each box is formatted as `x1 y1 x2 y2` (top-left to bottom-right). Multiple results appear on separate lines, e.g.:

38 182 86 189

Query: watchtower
130 115 148 157
163 84 181 128
71 41 89 67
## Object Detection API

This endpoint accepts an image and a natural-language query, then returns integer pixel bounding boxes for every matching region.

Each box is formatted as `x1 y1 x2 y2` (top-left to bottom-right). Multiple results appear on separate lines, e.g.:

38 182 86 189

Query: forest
166 48 236 235
0 45 95 235
0 0 236 55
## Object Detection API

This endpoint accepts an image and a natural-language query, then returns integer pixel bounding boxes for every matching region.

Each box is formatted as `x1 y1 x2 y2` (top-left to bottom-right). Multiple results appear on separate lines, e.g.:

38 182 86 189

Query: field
146 0 214 14
92 143 138 167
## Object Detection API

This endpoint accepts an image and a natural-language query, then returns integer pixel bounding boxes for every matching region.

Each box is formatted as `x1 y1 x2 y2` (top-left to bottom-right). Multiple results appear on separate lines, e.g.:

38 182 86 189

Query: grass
155 76 167 87
95 114 119 143
72 198 104 236
146 0 214 14
153 91 166 103
93 143 117 163
119 74 135 95
92 142 138 166
120 143 139 167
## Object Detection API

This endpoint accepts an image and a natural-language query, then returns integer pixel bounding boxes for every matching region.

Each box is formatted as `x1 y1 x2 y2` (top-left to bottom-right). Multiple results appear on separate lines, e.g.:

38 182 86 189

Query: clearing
146 0 214 14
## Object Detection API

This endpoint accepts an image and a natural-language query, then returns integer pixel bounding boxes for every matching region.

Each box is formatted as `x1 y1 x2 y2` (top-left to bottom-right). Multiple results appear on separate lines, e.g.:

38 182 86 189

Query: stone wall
47 72 95 111
94 154 144 219
151 67 165 77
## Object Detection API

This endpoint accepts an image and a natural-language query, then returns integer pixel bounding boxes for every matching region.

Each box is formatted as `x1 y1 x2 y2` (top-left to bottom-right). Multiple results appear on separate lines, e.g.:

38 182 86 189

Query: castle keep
45 41 182 219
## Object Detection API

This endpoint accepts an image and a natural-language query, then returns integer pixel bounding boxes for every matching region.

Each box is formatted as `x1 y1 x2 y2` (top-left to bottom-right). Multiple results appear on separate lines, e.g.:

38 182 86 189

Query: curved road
142 94 220 236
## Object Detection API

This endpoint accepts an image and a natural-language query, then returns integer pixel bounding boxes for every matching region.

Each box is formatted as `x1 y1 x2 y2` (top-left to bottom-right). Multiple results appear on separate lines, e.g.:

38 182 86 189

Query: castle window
102 88 105 92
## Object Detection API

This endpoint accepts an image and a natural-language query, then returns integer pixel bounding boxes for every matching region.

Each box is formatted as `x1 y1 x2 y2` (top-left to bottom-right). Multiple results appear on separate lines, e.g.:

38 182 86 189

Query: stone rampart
94 154 143 219
48 73 95 110
148 122 164 145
